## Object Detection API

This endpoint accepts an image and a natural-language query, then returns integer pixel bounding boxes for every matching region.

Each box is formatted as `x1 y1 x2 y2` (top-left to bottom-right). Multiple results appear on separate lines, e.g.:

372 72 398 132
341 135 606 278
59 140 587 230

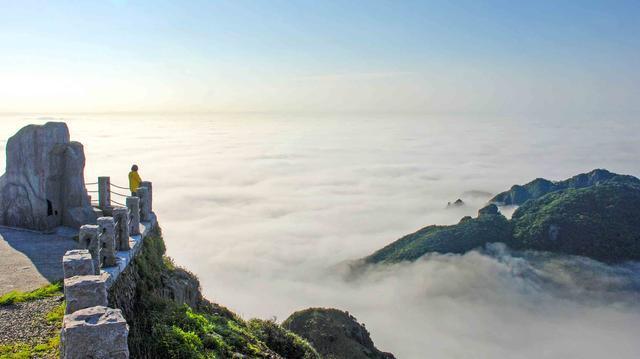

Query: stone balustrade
97 176 111 210
62 249 94 279
61 306 129 359
60 178 156 359
126 196 140 235
137 187 151 221
78 225 100 275
112 207 130 251
64 275 108 314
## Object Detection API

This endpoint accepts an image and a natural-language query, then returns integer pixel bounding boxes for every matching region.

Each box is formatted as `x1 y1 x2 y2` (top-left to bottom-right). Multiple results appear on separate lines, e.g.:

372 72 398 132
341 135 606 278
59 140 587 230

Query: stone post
64 275 108 314
61 306 129 359
125 196 140 235
137 187 151 222
97 217 117 267
62 250 94 279
112 207 130 251
139 181 152 213
98 176 111 210
79 225 100 275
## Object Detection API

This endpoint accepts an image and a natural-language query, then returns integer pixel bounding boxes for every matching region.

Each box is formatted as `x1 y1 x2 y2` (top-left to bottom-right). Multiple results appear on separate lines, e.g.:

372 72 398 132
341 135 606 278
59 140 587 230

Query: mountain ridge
365 169 640 265
490 169 640 205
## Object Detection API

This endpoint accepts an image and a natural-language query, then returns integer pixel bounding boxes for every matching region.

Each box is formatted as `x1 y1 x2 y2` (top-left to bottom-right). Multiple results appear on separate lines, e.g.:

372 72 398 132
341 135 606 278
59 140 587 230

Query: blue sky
1 0 639 113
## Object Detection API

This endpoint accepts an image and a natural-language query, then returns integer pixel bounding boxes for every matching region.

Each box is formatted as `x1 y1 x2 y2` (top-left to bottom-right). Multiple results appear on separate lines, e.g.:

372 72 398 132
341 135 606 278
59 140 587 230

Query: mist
1 113 640 358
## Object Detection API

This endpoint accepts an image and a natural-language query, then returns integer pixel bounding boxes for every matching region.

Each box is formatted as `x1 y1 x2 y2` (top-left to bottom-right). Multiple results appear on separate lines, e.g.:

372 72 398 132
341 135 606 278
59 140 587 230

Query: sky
1 0 639 113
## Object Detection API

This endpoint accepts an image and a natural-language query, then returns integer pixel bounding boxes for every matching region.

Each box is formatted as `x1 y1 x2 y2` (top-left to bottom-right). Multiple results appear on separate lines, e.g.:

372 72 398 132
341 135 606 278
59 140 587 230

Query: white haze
1 113 640 358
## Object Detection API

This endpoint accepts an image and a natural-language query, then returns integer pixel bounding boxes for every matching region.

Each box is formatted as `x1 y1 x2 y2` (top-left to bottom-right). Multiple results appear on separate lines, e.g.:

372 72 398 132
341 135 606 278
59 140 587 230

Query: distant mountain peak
490 169 640 205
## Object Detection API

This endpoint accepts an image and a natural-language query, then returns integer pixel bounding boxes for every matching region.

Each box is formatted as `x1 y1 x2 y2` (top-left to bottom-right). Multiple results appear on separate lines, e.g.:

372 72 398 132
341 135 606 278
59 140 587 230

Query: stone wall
106 230 206 358
60 184 157 358
108 243 203 322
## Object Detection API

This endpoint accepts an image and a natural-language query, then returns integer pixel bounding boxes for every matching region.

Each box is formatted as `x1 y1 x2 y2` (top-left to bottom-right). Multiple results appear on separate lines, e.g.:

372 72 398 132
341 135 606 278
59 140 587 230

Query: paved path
0 227 78 295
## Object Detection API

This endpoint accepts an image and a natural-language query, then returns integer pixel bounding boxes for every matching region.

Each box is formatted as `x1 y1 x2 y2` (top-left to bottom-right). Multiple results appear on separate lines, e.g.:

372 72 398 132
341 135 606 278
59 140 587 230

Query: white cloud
1 114 639 358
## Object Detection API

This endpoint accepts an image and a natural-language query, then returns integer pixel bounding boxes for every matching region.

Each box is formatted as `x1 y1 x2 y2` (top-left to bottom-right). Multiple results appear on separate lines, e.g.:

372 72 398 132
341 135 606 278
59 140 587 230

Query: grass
0 282 63 306
124 233 320 358
0 336 60 359
248 319 320 359
45 302 65 324
0 343 44 359
0 301 64 358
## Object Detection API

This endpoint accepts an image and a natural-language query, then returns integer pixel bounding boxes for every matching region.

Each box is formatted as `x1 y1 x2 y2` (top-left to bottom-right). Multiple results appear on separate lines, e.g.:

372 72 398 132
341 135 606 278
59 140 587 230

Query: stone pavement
0 226 79 295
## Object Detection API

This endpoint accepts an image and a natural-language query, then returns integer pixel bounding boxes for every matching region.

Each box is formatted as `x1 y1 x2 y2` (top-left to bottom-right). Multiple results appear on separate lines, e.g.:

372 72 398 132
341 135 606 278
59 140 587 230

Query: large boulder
0 122 96 231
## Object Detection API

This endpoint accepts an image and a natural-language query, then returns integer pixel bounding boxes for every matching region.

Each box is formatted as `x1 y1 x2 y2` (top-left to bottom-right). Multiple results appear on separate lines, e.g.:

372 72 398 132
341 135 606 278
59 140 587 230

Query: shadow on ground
0 227 78 295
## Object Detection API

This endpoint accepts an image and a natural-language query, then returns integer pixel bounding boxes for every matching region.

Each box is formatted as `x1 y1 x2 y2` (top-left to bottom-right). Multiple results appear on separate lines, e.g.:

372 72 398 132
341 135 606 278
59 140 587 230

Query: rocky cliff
107 226 323 358
0 122 391 359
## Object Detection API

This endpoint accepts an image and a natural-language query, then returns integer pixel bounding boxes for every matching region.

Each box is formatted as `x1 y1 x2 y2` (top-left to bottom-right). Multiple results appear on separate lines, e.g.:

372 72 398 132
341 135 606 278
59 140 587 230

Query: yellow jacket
129 171 142 193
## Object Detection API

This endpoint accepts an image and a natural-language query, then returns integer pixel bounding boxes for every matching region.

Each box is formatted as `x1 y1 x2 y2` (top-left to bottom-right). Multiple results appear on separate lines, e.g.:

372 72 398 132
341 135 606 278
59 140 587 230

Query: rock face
283 308 396 359
157 267 203 309
0 122 96 231
477 203 499 216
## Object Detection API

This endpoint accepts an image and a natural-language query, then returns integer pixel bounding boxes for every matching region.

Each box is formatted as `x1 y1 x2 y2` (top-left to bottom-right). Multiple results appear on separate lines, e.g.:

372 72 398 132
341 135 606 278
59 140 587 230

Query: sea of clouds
1 113 640 358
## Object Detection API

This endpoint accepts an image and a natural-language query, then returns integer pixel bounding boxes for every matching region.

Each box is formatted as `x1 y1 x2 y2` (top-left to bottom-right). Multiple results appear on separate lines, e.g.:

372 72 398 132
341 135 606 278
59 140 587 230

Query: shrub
248 319 320 359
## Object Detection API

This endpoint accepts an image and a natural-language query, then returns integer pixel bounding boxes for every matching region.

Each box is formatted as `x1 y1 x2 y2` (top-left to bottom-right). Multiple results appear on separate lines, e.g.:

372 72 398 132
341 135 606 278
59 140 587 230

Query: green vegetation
126 231 320 358
248 319 320 359
45 302 65 324
366 209 512 264
490 168 640 205
366 179 640 264
511 184 640 262
0 300 64 358
0 282 62 306
283 308 395 359
0 336 60 359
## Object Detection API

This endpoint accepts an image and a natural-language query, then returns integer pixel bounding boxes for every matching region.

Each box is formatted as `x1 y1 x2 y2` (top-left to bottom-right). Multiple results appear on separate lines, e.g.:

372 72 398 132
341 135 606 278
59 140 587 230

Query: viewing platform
0 226 77 295
0 177 155 295
0 122 156 358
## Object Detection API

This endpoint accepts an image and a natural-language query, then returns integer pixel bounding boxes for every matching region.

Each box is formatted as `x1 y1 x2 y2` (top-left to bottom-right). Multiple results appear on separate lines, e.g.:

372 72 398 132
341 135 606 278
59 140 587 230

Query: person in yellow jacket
129 164 142 196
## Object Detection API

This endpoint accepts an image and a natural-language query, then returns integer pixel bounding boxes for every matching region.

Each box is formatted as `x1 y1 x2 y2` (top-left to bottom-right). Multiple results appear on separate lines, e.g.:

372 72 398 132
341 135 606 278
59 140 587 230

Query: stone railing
59 180 155 359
